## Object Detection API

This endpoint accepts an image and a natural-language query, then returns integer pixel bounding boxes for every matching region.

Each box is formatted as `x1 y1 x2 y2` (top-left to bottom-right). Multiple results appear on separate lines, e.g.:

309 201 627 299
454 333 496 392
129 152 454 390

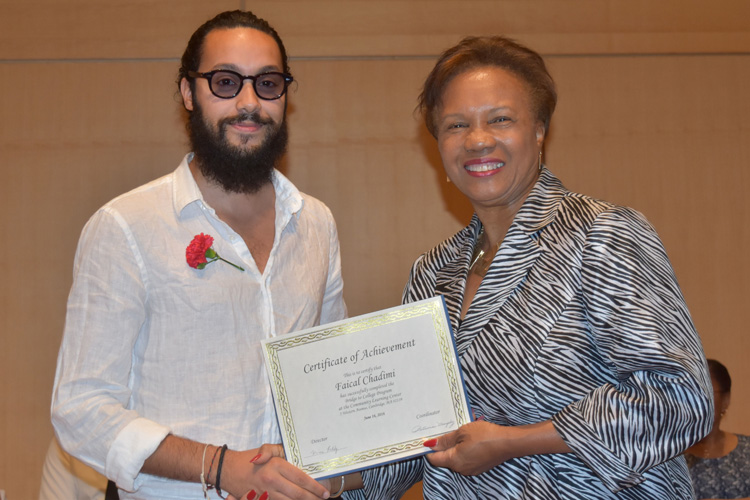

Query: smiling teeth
465 162 504 172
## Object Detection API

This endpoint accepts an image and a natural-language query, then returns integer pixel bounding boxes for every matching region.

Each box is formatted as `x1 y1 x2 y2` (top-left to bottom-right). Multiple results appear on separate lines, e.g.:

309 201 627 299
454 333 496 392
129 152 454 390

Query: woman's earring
538 151 543 172
446 176 451 183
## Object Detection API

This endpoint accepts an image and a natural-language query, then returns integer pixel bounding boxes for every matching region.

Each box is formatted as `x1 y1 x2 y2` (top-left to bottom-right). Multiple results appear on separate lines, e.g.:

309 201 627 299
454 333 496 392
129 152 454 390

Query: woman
353 35 713 499
686 359 750 499
239 36 712 500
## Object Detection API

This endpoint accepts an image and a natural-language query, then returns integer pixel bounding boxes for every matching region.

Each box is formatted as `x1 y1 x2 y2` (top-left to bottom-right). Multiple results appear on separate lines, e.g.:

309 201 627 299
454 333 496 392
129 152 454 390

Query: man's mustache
221 112 275 127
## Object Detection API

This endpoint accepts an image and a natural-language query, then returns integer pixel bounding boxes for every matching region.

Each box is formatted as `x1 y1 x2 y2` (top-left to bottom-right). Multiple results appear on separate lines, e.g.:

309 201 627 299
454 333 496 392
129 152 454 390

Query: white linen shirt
51 154 347 499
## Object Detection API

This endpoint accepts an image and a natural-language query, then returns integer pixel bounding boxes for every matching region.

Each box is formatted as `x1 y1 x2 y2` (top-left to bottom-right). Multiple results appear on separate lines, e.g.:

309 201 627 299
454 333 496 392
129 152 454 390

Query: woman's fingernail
423 438 438 447
250 453 261 463
246 491 257 500
259 492 269 500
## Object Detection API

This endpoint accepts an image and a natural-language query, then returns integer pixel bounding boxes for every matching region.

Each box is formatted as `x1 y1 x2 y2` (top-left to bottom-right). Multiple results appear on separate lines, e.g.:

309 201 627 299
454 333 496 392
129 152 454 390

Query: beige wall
1 1 749 498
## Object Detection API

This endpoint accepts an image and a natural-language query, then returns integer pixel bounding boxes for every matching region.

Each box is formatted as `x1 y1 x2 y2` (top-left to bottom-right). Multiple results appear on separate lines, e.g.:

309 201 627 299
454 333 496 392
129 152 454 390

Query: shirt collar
173 153 203 216
271 168 304 222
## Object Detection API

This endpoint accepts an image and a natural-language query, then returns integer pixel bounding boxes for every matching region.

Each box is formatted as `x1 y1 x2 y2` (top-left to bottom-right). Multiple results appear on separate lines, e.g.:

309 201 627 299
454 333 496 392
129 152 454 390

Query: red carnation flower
186 233 213 269
186 233 244 271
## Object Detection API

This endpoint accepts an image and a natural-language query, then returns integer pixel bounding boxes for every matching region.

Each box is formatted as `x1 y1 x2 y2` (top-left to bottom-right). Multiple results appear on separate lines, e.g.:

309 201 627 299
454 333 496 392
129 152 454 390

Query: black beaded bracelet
215 444 229 499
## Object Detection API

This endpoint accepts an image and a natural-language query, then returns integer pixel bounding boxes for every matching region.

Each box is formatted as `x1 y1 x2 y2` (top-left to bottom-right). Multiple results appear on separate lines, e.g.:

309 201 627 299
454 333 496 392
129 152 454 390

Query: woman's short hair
418 36 557 138
707 358 732 393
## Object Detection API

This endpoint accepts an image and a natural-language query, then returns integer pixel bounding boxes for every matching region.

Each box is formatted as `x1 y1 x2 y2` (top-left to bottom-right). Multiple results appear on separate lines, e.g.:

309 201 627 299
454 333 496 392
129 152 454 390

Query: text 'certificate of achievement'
261 296 471 479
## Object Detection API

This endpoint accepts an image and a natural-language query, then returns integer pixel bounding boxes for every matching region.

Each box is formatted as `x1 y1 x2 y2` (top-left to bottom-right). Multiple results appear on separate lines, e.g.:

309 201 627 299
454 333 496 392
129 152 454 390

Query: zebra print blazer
354 168 712 499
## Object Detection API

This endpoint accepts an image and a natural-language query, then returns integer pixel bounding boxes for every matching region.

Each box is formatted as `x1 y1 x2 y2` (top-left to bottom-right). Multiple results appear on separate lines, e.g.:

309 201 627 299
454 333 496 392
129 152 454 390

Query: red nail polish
246 491 257 500
423 438 438 447
259 492 269 500
250 453 261 463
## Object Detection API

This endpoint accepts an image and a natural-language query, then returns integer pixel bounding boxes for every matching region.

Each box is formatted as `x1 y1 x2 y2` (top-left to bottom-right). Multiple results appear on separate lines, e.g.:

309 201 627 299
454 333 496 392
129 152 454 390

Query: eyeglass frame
187 69 294 100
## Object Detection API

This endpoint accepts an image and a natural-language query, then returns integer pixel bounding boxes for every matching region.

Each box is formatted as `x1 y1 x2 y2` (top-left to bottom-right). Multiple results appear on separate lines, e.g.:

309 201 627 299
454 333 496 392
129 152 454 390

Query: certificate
261 296 471 479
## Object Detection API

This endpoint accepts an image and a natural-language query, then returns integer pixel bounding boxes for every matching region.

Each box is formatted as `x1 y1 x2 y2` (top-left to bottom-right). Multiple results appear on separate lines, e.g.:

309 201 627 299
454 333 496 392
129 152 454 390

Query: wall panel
0 0 239 60
2 1 748 61
248 0 750 56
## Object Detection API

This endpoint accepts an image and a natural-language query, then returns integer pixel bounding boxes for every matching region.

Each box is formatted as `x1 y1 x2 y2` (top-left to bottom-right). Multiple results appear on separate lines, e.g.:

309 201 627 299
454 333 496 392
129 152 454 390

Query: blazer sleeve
551 206 713 492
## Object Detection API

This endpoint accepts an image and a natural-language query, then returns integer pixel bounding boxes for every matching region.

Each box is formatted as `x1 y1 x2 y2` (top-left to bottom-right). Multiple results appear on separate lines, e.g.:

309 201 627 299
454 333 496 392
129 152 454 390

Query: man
52 10 344 500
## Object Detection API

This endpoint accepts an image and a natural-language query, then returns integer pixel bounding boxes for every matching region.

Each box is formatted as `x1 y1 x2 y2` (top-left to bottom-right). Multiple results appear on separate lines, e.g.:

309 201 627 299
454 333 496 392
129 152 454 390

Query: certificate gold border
262 297 470 477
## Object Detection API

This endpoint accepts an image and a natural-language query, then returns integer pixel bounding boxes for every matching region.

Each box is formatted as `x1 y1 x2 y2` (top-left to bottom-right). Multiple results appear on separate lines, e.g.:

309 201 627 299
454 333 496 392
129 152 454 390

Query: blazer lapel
451 168 565 355
433 220 480 338
456 225 543 354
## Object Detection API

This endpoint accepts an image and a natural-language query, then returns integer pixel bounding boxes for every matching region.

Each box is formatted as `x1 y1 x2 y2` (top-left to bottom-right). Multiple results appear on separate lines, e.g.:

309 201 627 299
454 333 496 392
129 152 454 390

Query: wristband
215 444 228 499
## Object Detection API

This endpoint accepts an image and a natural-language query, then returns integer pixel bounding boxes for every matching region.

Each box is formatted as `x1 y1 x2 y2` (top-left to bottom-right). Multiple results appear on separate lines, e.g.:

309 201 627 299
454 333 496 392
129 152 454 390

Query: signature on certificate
411 420 455 434
305 444 347 459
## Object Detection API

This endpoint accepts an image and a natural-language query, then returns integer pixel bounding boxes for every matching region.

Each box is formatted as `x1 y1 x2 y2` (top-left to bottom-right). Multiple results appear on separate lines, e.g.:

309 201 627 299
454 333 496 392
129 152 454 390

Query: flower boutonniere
186 233 244 272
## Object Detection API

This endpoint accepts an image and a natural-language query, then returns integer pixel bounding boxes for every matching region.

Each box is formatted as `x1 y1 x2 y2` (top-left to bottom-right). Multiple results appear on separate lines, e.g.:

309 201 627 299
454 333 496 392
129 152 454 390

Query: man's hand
141 436 331 500
222 446 330 500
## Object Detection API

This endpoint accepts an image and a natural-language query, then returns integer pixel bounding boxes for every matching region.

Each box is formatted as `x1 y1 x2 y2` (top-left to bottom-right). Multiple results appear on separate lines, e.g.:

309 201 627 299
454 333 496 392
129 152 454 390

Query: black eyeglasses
188 69 293 100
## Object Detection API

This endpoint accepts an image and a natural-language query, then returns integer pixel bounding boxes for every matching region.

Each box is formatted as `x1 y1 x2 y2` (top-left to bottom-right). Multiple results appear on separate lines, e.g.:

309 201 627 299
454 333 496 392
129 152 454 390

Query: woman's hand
227 490 267 500
424 420 511 475
424 420 570 476
250 443 286 464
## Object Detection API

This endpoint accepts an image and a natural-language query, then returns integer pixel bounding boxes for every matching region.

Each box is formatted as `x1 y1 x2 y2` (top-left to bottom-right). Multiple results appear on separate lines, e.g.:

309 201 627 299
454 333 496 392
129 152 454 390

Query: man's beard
188 101 288 194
